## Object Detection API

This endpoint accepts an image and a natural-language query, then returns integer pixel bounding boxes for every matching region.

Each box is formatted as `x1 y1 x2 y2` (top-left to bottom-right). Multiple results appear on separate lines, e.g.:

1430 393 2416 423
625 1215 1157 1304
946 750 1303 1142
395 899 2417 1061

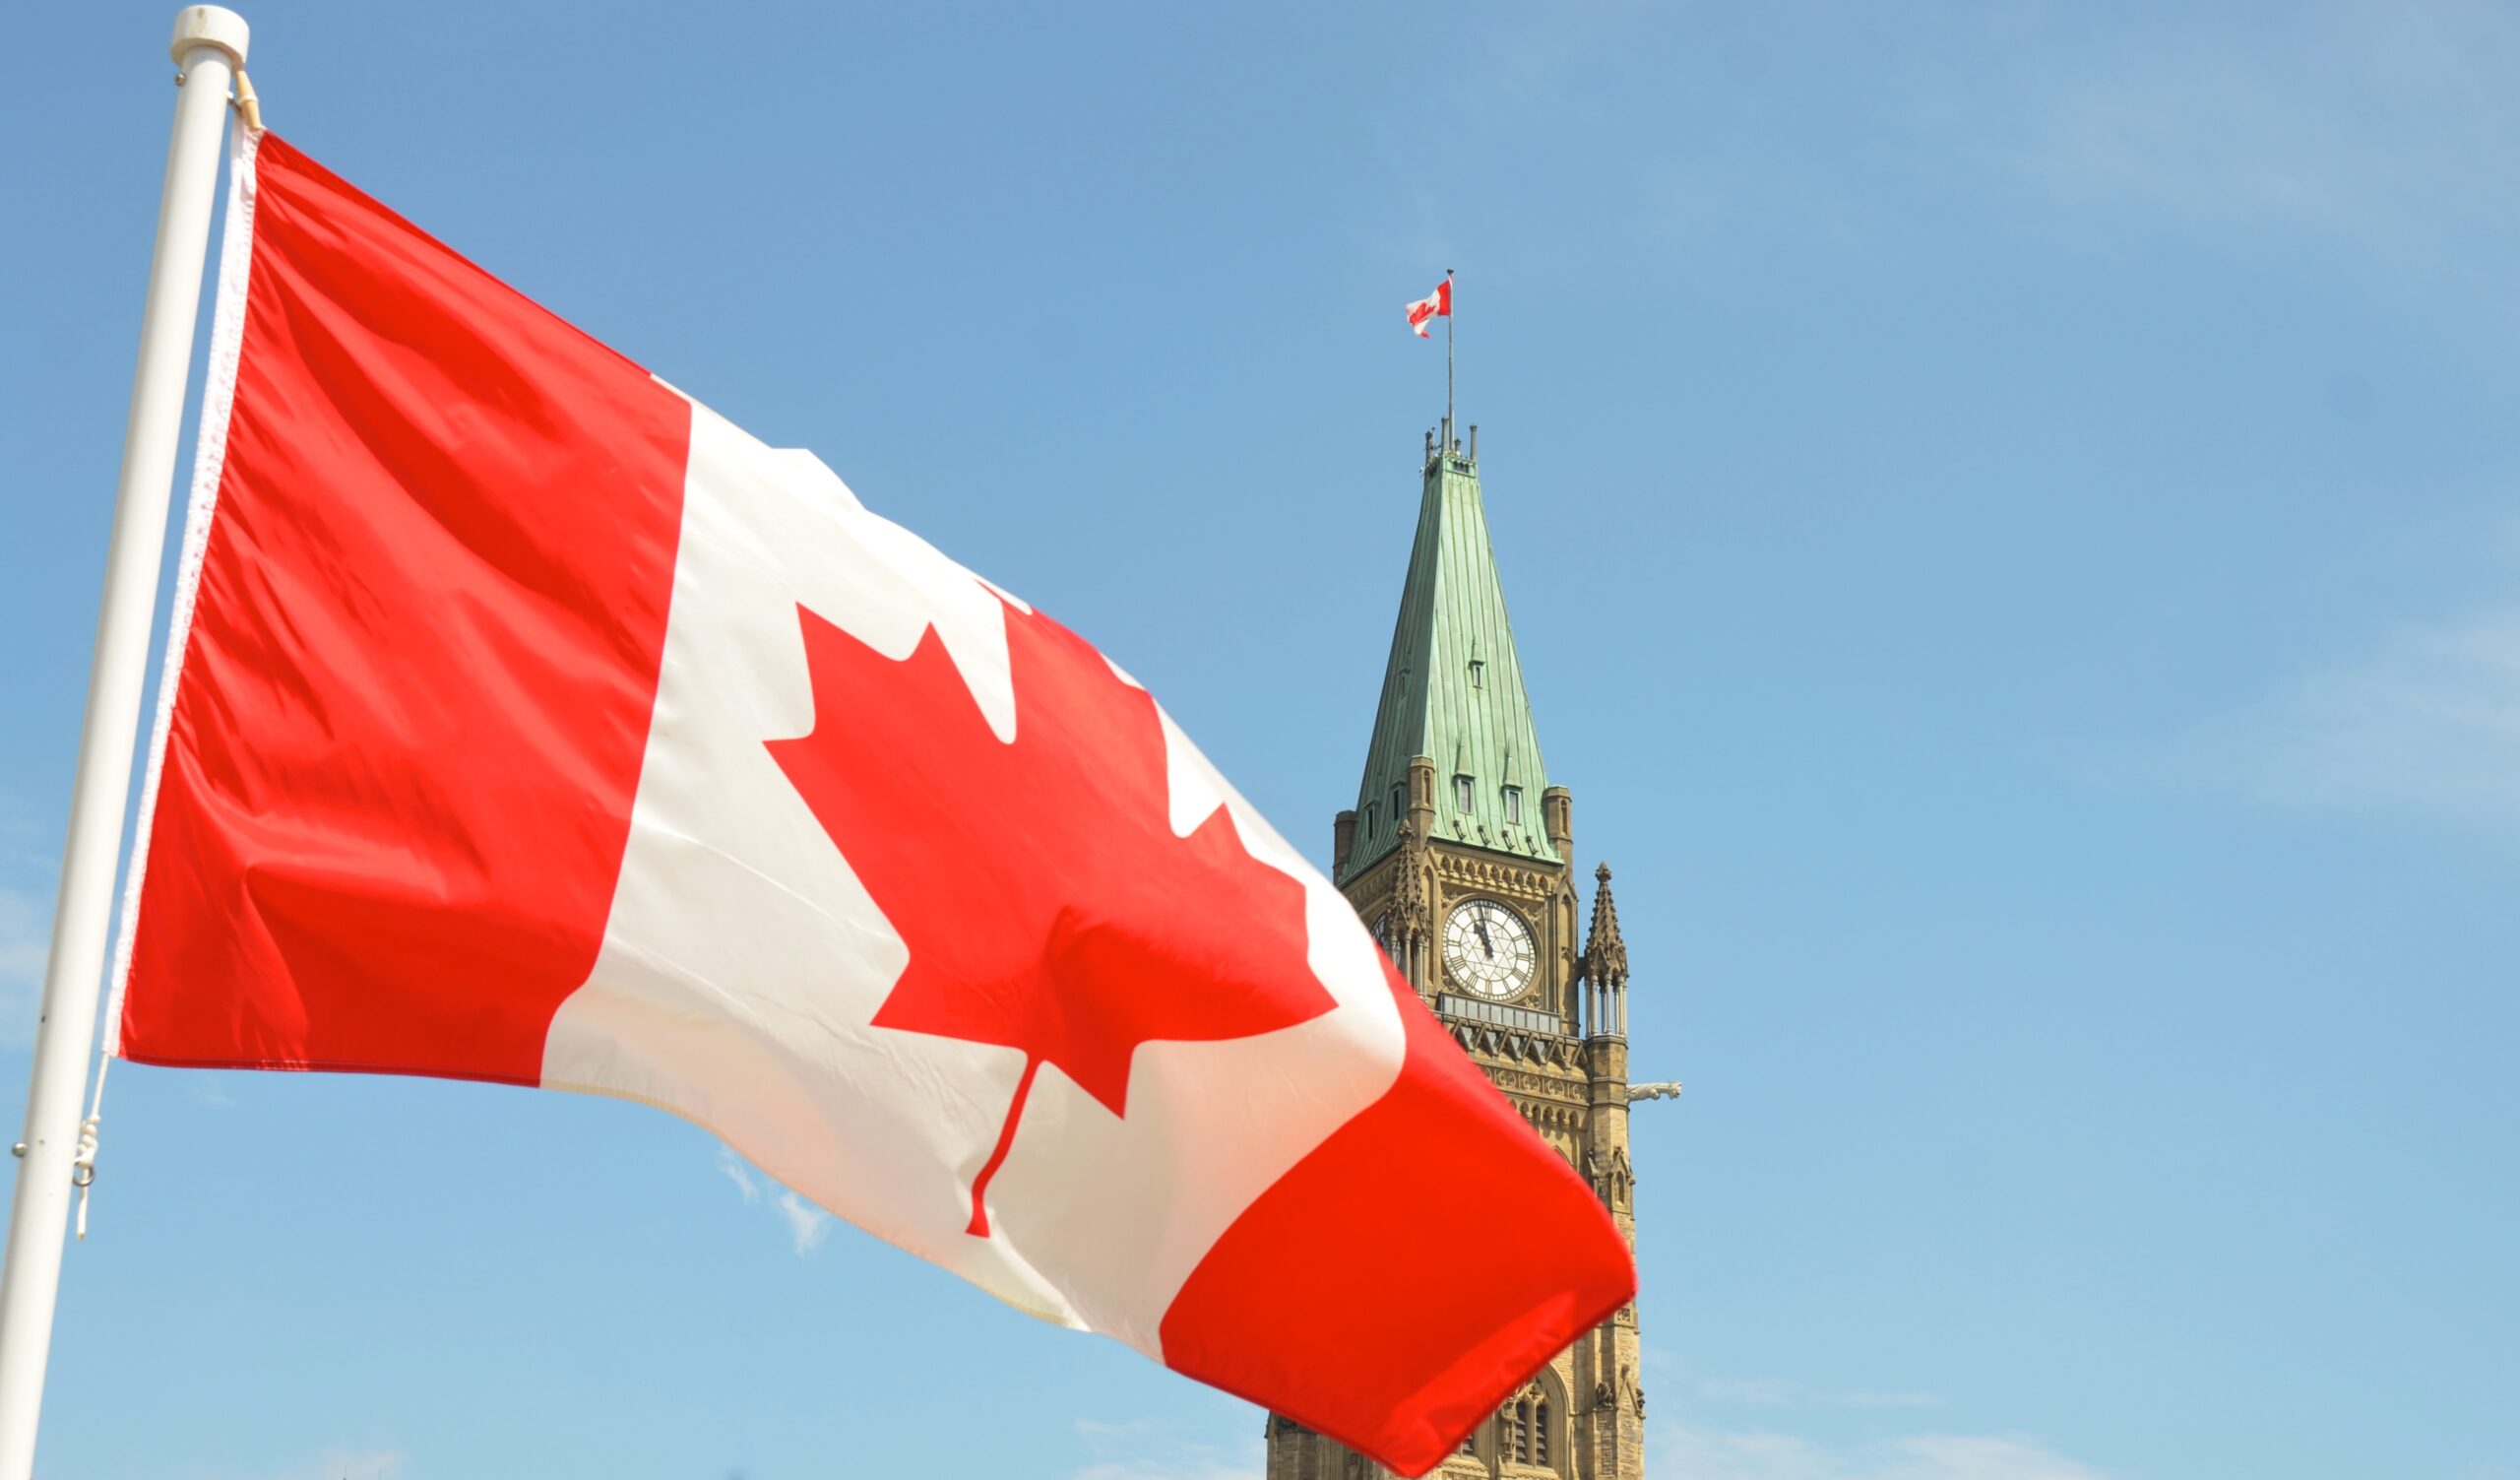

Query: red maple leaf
766 595 1336 1237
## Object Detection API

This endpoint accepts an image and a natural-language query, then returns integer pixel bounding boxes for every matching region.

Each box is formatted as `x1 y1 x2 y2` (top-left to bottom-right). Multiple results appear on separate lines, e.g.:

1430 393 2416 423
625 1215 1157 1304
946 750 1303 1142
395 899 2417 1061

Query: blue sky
5 3 2518 1477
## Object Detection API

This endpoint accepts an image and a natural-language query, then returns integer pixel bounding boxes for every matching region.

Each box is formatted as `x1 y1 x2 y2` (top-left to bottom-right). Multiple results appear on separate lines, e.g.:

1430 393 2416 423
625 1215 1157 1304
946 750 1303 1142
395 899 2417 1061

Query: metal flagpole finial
170 6 251 70
171 9 255 128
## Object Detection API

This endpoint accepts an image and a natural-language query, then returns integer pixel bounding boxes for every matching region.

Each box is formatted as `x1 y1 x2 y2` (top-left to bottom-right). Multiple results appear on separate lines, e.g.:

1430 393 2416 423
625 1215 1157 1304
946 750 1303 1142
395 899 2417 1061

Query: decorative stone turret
1578 860 1643 1479
1389 817 1433 995
1582 863 1629 1040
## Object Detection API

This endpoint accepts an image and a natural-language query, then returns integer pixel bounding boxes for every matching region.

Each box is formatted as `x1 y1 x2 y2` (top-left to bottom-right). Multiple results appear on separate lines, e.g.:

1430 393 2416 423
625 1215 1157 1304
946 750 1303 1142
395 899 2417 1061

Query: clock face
1443 898 1537 1000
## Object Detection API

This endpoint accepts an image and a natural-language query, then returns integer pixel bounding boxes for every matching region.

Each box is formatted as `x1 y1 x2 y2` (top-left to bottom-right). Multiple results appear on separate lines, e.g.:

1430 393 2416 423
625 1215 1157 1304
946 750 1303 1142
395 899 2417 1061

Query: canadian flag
108 132 1631 1476
1406 276 1452 337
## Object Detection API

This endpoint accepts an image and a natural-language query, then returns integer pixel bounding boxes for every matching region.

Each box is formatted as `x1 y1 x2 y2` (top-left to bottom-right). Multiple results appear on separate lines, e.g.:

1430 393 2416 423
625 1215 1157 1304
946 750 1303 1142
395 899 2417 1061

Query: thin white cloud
1660 1421 2109 1480
1656 1362 2078 1480
1694 1376 1944 1412
1842 1392 1948 1412
1069 1416 1263 1480
1622 1 2520 295
239 1448 410 1480
0 804 47 873
775 1189 832 1256
716 1144 762 1204
0 885 50 1047
1698 1376 1803 1407
1996 0 2520 276
714 1145 832 1256
0 799 57 1048
2180 605 2520 828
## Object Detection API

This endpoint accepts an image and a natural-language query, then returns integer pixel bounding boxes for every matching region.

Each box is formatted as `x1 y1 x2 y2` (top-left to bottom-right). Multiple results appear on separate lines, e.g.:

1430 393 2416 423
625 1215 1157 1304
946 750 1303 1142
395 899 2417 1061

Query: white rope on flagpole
0 10 250 1475
70 1052 108 1243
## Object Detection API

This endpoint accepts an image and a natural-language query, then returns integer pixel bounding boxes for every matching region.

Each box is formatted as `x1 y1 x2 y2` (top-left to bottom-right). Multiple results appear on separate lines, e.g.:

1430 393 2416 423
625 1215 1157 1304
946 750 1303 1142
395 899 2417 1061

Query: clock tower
1263 422 1651 1480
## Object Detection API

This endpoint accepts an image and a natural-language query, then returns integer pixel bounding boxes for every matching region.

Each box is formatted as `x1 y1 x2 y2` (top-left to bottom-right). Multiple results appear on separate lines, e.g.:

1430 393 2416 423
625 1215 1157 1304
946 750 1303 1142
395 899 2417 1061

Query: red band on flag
1161 965 1633 1476
115 133 691 1084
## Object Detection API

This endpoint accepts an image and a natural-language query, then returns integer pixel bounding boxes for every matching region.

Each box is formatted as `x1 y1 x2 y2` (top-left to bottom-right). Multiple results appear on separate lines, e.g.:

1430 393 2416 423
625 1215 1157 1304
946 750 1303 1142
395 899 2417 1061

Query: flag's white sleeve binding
105 124 266 1055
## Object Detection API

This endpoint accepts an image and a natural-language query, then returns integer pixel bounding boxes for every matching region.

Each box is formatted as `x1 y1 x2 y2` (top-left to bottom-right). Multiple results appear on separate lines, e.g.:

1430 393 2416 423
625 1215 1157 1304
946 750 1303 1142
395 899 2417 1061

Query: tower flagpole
1445 269 1455 447
0 10 251 1475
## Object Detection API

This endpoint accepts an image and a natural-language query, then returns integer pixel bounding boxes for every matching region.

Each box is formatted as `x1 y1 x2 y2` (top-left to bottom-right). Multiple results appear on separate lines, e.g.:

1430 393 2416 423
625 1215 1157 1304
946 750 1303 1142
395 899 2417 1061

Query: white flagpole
0 9 249 1473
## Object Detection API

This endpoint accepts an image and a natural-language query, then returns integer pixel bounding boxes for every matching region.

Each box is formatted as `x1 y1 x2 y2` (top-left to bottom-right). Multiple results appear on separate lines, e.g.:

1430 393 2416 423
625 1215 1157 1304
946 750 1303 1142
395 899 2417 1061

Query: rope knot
71 1113 100 1240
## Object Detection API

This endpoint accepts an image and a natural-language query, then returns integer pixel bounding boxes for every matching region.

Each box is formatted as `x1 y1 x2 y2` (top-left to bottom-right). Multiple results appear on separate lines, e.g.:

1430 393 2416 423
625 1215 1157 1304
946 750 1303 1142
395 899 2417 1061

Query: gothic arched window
1513 1399 1533 1464
1535 1401 1550 1465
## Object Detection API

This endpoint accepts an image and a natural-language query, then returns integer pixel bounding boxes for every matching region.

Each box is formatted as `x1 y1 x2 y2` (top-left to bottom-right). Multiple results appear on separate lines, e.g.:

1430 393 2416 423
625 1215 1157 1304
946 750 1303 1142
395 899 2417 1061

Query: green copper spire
1340 432 1558 884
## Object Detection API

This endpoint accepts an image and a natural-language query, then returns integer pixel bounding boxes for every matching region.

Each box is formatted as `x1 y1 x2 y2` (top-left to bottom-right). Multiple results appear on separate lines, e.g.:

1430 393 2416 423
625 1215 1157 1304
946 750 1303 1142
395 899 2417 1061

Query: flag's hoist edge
104 122 266 1043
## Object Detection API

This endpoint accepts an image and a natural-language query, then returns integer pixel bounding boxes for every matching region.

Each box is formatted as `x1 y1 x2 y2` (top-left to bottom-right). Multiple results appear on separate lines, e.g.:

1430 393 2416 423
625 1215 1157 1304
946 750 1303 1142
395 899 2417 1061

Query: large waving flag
107 130 1632 1476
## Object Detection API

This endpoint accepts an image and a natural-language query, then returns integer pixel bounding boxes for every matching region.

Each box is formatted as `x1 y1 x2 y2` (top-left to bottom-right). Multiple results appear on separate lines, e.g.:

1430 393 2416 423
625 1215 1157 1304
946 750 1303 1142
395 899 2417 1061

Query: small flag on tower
1405 276 1452 338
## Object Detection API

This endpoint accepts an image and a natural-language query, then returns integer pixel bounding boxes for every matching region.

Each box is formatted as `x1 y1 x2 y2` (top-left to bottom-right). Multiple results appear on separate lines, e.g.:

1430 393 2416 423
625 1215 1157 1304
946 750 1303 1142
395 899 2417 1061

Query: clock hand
1475 919 1493 959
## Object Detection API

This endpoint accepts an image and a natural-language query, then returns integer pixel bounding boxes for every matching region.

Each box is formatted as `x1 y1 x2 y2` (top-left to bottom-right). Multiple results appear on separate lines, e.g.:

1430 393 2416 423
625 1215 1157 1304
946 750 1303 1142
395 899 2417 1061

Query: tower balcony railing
1436 994 1571 1038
